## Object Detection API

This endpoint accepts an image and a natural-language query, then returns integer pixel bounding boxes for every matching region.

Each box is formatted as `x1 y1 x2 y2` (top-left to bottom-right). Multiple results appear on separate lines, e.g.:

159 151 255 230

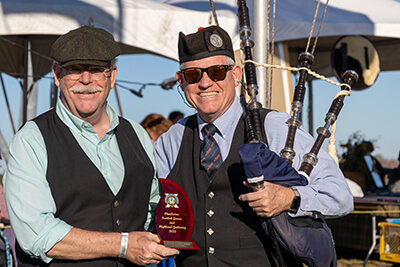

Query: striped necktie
200 124 223 180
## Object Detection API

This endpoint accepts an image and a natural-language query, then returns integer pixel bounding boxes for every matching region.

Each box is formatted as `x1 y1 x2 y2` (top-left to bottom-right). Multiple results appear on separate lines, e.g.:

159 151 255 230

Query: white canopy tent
2 0 400 117
159 0 400 72
0 0 238 77
0 0 238 122
158 0 400 109
0 0 238 161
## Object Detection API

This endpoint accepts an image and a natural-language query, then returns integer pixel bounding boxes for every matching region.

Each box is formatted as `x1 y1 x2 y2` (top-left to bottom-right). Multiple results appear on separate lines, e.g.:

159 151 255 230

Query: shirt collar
55 98 119 135
197 96 242 140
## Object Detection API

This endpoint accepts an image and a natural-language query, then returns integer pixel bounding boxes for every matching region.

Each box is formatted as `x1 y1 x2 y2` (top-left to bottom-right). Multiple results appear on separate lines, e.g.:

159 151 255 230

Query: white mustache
69 84 104 94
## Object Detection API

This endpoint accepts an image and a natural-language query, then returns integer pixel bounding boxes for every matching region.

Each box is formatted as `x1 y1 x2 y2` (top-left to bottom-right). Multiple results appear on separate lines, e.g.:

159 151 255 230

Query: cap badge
209 34 223 48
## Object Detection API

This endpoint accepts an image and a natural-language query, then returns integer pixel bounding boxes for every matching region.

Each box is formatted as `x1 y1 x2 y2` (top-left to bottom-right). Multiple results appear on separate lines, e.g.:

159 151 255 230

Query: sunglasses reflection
181 65 233 84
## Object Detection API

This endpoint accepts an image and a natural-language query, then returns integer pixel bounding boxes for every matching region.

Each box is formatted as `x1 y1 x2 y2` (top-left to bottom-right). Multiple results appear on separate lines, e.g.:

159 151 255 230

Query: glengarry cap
51 25 121 68
178 26 234 64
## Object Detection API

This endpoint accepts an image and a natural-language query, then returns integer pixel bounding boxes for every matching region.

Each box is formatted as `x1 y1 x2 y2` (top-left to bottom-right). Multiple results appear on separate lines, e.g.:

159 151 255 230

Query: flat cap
178 26 234 64
51 26 121 68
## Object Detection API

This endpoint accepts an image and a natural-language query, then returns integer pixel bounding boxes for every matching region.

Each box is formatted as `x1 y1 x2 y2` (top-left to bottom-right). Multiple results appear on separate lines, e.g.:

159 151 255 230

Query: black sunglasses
181 65 233 84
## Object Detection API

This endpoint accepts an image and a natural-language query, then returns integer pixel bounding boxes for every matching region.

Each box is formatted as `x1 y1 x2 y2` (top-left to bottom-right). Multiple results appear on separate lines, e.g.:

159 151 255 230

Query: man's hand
46 228 179 264
238 181 295 217
125 232 179 265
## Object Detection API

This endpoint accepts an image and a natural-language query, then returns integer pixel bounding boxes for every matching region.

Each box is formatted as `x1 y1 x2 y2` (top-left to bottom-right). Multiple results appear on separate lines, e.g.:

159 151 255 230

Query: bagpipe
236 0 358 266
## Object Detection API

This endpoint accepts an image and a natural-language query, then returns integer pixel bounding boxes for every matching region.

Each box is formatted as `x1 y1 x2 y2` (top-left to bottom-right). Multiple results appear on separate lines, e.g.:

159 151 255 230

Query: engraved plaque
155 179 199 250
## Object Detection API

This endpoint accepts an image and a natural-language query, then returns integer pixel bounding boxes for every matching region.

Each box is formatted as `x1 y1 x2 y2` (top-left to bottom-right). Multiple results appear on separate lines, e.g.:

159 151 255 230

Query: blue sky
0 53 399 173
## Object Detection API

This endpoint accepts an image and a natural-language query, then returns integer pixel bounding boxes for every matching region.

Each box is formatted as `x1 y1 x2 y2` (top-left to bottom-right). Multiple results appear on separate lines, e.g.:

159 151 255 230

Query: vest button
207 210 214 217
207 228 214 235
116 219 121 225
114 200 120 207
208 192 215 198
208 247 215 254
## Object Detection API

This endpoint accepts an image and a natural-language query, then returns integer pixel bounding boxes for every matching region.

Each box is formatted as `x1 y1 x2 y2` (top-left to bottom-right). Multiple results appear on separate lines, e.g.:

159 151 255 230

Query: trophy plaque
155 179 199 250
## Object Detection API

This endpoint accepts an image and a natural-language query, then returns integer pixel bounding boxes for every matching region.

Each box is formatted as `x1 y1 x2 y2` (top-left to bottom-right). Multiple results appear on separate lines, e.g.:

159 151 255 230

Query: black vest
167 112 278 267
16 109 154 267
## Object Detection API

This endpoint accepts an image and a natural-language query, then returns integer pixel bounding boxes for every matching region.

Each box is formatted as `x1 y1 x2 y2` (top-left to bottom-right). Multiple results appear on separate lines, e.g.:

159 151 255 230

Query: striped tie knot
202 123 217 137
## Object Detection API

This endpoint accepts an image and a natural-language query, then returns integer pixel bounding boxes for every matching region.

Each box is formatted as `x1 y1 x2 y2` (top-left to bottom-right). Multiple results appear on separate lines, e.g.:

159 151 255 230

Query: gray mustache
69 85 104 94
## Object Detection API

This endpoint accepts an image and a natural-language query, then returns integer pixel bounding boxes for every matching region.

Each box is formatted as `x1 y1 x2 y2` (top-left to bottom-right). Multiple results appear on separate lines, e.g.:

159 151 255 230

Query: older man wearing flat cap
154 25 353 266
4 26 178 266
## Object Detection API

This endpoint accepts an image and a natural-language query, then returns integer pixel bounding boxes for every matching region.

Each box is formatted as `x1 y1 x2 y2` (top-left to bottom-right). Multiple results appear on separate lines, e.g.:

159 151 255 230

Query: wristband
119 232 129 258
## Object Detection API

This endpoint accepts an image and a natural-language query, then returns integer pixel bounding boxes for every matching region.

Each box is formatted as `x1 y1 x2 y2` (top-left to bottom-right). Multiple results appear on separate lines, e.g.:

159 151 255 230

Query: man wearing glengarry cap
154 25 353 266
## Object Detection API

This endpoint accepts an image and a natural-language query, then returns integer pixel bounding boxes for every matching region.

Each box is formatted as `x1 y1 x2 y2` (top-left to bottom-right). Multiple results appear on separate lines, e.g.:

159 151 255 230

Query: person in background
154 25 353 266
388 151 400 193
4 25 178 266
141 114 173 141
168 111 184 124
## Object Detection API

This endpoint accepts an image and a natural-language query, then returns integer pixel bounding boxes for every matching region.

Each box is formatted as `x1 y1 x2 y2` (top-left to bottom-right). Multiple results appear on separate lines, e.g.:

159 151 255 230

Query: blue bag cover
238 142 307 186
238 142 337 267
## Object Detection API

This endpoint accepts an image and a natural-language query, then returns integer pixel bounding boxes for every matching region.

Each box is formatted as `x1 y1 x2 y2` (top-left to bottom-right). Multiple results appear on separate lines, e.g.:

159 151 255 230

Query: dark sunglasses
181 65 233 84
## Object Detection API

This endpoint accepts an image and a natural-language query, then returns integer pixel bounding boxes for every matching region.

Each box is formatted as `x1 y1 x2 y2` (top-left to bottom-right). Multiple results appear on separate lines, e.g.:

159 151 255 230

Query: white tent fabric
158 0 400 75
2 0 400 120
4 0 399 79
157 0 400 133
0 0 238 124
159 0 400 40
0 0 238 80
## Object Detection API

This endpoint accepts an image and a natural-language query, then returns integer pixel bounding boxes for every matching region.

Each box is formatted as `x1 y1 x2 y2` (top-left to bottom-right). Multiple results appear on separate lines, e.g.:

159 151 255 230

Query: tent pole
50 81 58 108
22 38 28 124
253 0 269 108
0 73 16 134
20 38 37 124
114 85 123 116
26 39 38 122
0 131 9 164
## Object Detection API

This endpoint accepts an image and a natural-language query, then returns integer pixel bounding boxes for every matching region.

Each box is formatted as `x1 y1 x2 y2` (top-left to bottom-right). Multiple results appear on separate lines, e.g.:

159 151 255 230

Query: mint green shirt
4 99 160 263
